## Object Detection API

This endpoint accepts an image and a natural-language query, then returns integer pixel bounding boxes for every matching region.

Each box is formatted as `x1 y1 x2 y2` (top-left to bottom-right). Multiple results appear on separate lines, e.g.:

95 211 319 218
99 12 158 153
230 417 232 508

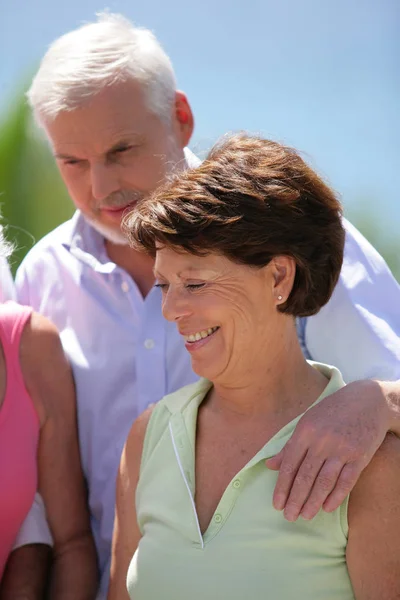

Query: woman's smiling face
154 246 285 384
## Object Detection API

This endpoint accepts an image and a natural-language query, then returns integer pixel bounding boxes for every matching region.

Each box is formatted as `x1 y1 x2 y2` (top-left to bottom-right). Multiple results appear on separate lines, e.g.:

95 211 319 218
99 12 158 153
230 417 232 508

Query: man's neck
105 240 155 298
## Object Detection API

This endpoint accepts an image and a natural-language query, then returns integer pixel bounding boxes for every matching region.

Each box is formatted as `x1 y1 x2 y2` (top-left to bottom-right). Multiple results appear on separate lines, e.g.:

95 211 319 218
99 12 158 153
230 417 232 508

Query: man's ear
173 91 194 147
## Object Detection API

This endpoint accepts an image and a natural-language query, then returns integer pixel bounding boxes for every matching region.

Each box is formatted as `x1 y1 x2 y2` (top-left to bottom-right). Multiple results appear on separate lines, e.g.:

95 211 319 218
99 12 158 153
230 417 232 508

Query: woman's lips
184 327 219 352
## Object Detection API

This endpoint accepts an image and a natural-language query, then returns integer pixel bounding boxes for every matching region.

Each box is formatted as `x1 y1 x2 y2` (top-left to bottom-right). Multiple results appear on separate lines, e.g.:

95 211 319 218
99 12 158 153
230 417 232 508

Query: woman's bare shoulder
20 311 64 363
118 405 155 494
20 311 73 425
124 406 155 461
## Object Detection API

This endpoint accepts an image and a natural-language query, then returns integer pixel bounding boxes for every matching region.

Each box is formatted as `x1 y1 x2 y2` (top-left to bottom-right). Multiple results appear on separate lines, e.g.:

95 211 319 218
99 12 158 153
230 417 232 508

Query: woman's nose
162 287 191 322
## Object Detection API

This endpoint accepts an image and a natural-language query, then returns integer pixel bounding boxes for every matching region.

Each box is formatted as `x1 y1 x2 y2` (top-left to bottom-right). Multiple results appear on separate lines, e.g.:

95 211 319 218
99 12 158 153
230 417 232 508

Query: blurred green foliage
0 94 399 283
0 96 73 274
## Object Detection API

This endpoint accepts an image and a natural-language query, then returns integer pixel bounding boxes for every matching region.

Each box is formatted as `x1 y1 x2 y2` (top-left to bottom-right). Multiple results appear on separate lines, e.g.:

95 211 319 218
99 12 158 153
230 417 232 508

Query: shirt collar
62 211 117 274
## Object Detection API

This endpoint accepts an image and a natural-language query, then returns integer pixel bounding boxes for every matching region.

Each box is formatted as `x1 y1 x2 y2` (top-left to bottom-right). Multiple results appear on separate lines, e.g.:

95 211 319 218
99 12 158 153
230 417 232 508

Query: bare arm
21 313 98 600
0 493 53 600
266 378 400 521
108 407 153 600
0 544 51 600
346 433 400 599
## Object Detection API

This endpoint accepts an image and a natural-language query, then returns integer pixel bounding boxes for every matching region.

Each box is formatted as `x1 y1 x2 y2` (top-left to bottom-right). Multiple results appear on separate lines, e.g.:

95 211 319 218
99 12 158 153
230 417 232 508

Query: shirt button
121 281 129 293
214 514 222 523
144 338 155 350
233 479 241 489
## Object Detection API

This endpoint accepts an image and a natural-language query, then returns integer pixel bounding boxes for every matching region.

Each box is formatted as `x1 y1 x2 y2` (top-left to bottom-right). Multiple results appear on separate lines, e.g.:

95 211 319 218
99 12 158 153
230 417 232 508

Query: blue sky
1 0 399 233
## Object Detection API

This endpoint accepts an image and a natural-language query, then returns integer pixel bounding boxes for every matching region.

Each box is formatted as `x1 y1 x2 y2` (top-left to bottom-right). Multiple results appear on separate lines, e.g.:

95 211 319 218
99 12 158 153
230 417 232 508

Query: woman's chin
191 359 218 381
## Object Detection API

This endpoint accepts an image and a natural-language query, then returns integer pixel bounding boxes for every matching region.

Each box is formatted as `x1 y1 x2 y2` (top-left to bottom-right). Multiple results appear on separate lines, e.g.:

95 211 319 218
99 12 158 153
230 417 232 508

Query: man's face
45 80 190 245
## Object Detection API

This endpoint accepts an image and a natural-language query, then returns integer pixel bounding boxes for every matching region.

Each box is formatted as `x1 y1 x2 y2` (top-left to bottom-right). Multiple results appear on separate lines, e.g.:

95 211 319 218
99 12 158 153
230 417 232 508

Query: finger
300 458 344 520
271 437 308 512
283 452 325 522
322 462 362 513
265 449 284 471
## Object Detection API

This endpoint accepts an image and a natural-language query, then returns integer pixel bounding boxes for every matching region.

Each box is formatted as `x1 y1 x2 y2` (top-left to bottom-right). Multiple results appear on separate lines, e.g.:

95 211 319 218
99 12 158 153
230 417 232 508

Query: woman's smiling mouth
183 326 219 343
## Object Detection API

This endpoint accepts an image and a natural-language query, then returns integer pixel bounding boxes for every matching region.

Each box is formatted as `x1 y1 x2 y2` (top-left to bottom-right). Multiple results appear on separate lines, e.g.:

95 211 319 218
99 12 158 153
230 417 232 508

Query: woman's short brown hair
124 134 345 317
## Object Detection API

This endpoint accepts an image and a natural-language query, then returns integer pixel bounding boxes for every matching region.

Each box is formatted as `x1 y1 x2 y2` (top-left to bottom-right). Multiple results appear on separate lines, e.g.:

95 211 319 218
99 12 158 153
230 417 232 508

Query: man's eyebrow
54 135 144 160
54 152 81 161
106 136 143 154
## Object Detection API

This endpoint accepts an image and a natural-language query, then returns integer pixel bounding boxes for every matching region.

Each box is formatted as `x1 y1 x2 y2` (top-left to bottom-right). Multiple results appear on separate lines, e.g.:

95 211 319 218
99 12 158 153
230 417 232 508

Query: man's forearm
383 379 400 436
0 544 52 600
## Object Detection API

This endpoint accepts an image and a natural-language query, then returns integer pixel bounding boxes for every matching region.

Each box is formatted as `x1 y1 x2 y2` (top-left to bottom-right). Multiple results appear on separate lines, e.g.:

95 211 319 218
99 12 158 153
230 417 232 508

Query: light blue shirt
297 218 400 382
14 205 400 598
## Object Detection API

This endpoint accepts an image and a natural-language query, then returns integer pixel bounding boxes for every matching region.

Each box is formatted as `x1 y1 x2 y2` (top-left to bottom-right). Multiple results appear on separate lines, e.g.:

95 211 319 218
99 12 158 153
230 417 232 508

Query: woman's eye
155 282 168 290
186 283 206 290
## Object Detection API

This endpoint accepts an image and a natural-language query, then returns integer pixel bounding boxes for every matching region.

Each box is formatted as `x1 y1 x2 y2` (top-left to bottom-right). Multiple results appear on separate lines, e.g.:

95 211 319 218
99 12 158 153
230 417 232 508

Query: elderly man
3 12 400 600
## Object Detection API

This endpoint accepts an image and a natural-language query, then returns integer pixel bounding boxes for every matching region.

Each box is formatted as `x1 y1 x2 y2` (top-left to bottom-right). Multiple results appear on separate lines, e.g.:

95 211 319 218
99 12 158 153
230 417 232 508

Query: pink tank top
0 302 40 578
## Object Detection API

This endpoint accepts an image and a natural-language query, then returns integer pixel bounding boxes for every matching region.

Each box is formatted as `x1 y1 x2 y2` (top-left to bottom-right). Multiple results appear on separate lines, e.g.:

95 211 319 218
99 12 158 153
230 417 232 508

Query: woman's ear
270 256 297 306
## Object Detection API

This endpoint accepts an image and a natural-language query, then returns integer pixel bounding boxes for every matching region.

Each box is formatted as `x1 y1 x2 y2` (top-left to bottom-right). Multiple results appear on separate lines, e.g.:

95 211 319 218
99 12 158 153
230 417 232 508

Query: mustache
98 189 144 210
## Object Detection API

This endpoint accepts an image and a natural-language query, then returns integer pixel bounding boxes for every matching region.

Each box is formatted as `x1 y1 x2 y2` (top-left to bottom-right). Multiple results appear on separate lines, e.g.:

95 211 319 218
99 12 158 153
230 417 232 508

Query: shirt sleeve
12 493 53 549
303 218 400 383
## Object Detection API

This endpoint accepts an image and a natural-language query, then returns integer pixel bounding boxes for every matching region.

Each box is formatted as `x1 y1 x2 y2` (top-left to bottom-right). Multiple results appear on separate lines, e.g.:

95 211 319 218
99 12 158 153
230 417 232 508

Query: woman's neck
210 324 328 422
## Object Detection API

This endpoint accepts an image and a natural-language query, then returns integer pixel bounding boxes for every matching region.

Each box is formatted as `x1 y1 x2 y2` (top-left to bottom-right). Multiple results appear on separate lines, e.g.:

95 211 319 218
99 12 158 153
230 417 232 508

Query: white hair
27 12 177 126
0 226 13 260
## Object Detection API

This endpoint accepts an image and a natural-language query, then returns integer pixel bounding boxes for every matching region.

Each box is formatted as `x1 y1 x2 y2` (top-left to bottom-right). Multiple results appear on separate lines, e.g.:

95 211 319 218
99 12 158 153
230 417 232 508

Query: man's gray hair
27 12 177 126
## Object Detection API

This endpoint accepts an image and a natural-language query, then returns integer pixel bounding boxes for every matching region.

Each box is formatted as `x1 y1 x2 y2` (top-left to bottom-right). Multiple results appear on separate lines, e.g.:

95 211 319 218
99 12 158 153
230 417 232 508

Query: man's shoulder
17 217 76 274
342 217 390 270
26 218 74 255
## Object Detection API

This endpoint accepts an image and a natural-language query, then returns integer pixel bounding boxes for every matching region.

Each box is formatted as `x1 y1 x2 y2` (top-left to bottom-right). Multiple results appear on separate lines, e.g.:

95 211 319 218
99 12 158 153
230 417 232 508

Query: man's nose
91 163 120 201
162 287 192 323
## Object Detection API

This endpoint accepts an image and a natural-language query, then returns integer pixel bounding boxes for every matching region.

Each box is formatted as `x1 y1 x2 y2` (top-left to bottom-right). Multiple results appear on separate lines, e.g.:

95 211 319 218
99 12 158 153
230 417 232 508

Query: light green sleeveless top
127 362 355 599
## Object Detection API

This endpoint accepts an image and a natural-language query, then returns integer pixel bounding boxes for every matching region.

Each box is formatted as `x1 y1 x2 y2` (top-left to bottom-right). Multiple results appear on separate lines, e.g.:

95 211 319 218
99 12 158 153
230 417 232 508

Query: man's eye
64 159 82 166
114 145 132 155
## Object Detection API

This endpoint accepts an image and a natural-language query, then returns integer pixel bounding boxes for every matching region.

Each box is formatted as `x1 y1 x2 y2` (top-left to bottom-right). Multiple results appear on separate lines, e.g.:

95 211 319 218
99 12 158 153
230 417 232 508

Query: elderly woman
109 135 400 600
0 227 97 597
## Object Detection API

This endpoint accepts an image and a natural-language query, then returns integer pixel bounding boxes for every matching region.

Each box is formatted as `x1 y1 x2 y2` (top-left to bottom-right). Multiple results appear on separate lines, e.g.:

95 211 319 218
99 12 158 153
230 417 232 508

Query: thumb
266 449 284 471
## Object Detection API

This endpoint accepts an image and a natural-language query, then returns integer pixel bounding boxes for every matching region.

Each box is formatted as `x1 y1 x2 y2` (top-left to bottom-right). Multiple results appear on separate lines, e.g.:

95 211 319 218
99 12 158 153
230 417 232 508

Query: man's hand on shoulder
266 379 396 521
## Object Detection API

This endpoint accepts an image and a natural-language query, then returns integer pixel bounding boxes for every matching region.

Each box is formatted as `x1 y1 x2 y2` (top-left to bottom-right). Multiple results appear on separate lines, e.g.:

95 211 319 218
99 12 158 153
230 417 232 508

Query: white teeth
184 327 218 343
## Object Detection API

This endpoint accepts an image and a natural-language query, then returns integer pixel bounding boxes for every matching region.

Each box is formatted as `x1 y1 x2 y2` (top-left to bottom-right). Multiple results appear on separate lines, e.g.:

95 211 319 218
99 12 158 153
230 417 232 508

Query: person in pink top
0 227 97 599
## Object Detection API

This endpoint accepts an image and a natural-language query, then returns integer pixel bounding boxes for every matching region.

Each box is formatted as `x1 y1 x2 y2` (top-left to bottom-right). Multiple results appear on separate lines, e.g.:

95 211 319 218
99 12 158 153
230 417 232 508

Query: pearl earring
277 295 283 301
